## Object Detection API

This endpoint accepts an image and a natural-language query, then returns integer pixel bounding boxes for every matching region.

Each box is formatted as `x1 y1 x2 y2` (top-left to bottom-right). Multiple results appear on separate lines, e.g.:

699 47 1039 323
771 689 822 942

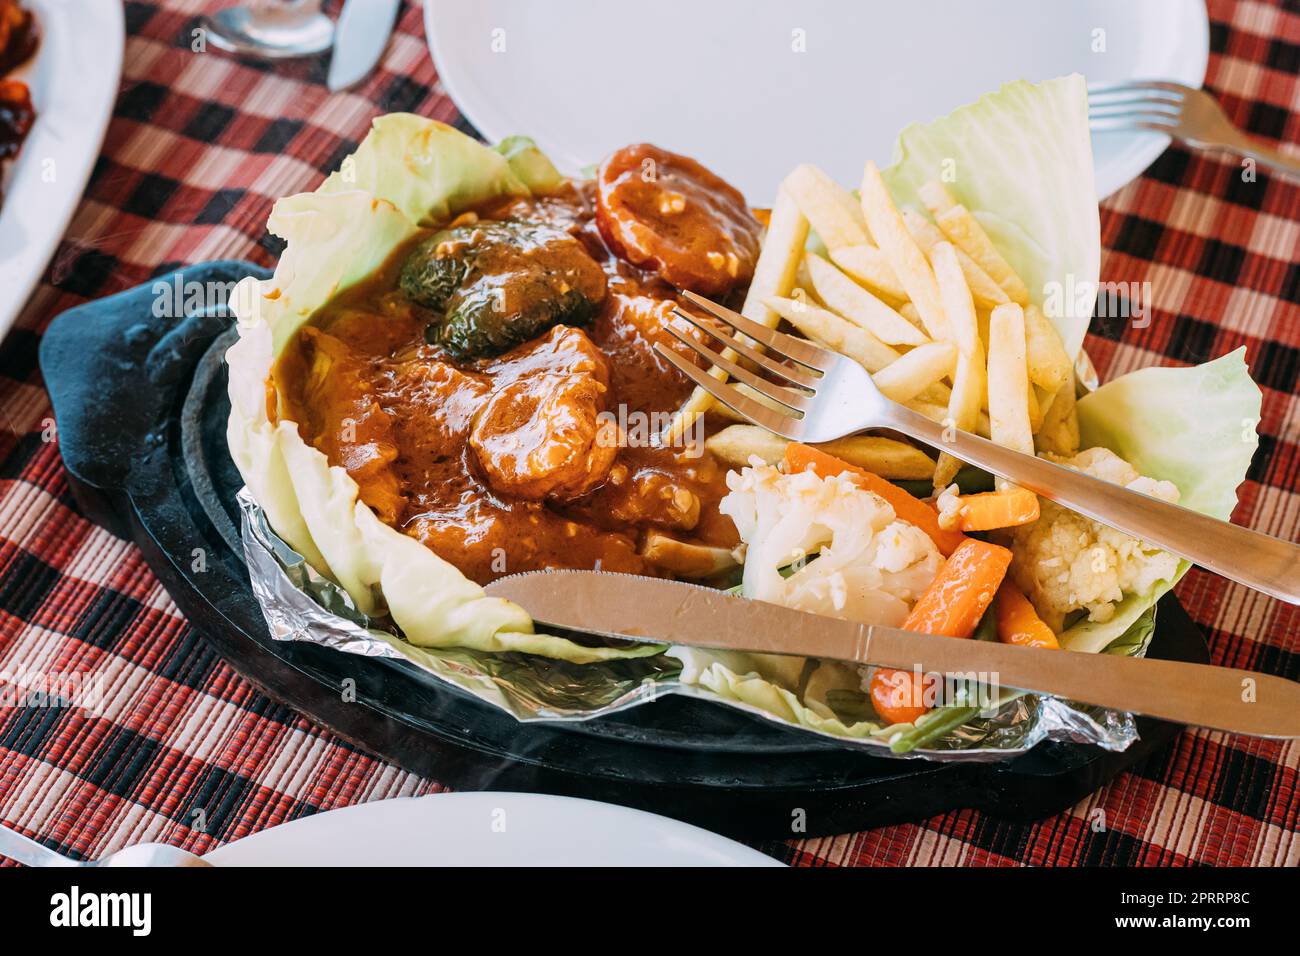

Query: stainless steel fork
656 291 1300 606
1088 80 1300 181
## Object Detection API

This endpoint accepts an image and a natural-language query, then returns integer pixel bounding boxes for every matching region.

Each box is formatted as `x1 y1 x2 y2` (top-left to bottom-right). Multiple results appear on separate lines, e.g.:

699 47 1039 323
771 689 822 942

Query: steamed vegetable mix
782 443 966 556
869 537 1013 724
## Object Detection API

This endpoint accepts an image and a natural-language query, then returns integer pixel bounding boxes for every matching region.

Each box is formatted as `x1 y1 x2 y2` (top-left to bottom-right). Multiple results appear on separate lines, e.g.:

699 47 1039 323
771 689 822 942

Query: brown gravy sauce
275 181 739 585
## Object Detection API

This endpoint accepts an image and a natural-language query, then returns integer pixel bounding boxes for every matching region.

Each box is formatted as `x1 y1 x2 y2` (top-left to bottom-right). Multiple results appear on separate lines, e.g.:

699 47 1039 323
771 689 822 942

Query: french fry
919 181 1030 306
916 181 959 217
1026 380 1043 433
804 253 927 347
936 206 1031 305
1062 405 1081 455
828 243 908 302
859 163 950 342
1023 304 1072 395
898 302 924 331
793 257 819 303
663 182 808 442
873 341 957 405
785 164 870 251
900 304 934 342
742 187 811 323
917 379 953 406
900 208 1010 310
705 425 790 466
928 240 976 481
933 458 961 493
706 425 935 479
817 435 936 480
933 341 987 489
929 242 979 358
987 304 1035 479
1035 372 1081 456
767 295 900 373
1036 384 1058 423
907 400 947 423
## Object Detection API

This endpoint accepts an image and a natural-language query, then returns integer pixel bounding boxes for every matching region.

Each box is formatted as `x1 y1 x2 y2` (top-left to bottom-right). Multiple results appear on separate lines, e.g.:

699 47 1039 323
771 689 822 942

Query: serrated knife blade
484 570 1300 739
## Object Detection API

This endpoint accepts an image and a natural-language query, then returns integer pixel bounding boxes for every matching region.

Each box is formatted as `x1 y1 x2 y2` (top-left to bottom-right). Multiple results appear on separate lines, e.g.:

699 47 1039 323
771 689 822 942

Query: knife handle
863 628 1300 739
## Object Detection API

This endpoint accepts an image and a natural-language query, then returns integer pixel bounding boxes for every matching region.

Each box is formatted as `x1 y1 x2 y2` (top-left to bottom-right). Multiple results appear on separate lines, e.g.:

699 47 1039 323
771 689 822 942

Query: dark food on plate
275 144 763 584
0 78 31 160
0 0 36 202
0 0 34 74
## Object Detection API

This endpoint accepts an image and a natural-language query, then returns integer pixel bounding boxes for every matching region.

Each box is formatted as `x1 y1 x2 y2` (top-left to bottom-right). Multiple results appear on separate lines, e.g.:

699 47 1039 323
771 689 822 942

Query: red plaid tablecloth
1 0 1297 867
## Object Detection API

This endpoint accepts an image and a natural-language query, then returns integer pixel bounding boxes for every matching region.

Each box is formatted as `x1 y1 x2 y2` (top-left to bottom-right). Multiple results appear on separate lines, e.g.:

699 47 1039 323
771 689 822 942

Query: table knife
484 570 1300 739
327 0 402 92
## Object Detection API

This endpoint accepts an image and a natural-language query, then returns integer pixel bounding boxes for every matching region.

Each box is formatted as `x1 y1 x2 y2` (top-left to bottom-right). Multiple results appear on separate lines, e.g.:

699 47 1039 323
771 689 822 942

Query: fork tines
1086 79 1187 132
653 291 827 439
1086 79 1190 101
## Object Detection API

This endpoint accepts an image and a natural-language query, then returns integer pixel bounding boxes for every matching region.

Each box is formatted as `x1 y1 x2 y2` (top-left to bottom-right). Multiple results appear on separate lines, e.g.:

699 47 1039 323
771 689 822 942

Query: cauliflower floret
1009 447 1181 630
935 482 963 531
720 460 943 627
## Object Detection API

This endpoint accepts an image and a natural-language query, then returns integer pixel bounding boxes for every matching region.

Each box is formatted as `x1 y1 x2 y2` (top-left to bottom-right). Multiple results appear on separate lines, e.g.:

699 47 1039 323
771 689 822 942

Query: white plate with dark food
425 0 1208 200
0 0 124 341
202 792 781 866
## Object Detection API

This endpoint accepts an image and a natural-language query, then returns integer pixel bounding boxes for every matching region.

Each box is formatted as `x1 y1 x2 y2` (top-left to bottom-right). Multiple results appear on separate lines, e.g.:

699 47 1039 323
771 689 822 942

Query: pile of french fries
693 161 1082 490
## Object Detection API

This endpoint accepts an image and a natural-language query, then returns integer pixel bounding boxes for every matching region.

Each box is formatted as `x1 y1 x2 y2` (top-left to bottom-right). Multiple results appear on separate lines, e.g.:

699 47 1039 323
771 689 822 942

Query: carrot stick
868 537 1013 724
903 538 1013 637
783 443 966 556
995 581 1060 649
869 668 932 728
956 488 1040 532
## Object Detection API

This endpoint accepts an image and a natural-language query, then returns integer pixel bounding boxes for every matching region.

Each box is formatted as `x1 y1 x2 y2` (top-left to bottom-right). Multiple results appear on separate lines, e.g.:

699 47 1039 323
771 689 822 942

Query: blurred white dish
202 792 782 866
0 0 124 340
425 0 1206 201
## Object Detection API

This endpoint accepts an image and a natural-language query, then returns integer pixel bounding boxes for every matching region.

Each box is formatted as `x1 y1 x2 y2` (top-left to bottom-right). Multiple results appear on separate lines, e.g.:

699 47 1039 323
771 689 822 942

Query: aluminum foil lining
239 489 1138 762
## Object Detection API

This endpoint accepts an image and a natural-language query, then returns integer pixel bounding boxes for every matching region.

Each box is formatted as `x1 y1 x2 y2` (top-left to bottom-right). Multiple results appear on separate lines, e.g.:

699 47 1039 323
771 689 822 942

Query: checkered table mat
0 0 1297 865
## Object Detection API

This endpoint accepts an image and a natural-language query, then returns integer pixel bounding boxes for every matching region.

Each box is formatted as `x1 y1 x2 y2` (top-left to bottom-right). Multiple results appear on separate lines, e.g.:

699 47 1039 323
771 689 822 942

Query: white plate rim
201 791 783 866
0 0 125 341
424 0 1208 201
1090 2 1208 198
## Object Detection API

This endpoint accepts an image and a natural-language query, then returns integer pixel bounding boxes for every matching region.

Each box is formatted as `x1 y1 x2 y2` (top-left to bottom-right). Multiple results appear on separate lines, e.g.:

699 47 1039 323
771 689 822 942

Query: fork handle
887 407 1300 605
1190 121 1300 180
1208 134 1300 182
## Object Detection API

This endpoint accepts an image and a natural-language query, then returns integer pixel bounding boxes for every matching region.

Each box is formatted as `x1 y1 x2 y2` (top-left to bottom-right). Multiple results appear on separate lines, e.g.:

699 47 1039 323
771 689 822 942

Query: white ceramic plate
0 0 124 340
202 792 782 866
426 0 1207 202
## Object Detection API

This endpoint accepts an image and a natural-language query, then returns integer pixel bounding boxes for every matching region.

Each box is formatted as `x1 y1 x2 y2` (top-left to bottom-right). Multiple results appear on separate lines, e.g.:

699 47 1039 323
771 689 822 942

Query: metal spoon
201 0 334 60
0 822 210 867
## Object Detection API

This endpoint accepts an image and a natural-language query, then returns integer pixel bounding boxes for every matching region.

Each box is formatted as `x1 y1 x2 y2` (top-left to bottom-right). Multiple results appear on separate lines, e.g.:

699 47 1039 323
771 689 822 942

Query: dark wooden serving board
38 261 1208 839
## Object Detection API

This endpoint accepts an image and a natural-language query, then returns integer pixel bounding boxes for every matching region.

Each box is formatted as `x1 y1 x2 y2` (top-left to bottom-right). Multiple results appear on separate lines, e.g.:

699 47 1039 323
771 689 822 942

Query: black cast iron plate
38 262 1207 839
